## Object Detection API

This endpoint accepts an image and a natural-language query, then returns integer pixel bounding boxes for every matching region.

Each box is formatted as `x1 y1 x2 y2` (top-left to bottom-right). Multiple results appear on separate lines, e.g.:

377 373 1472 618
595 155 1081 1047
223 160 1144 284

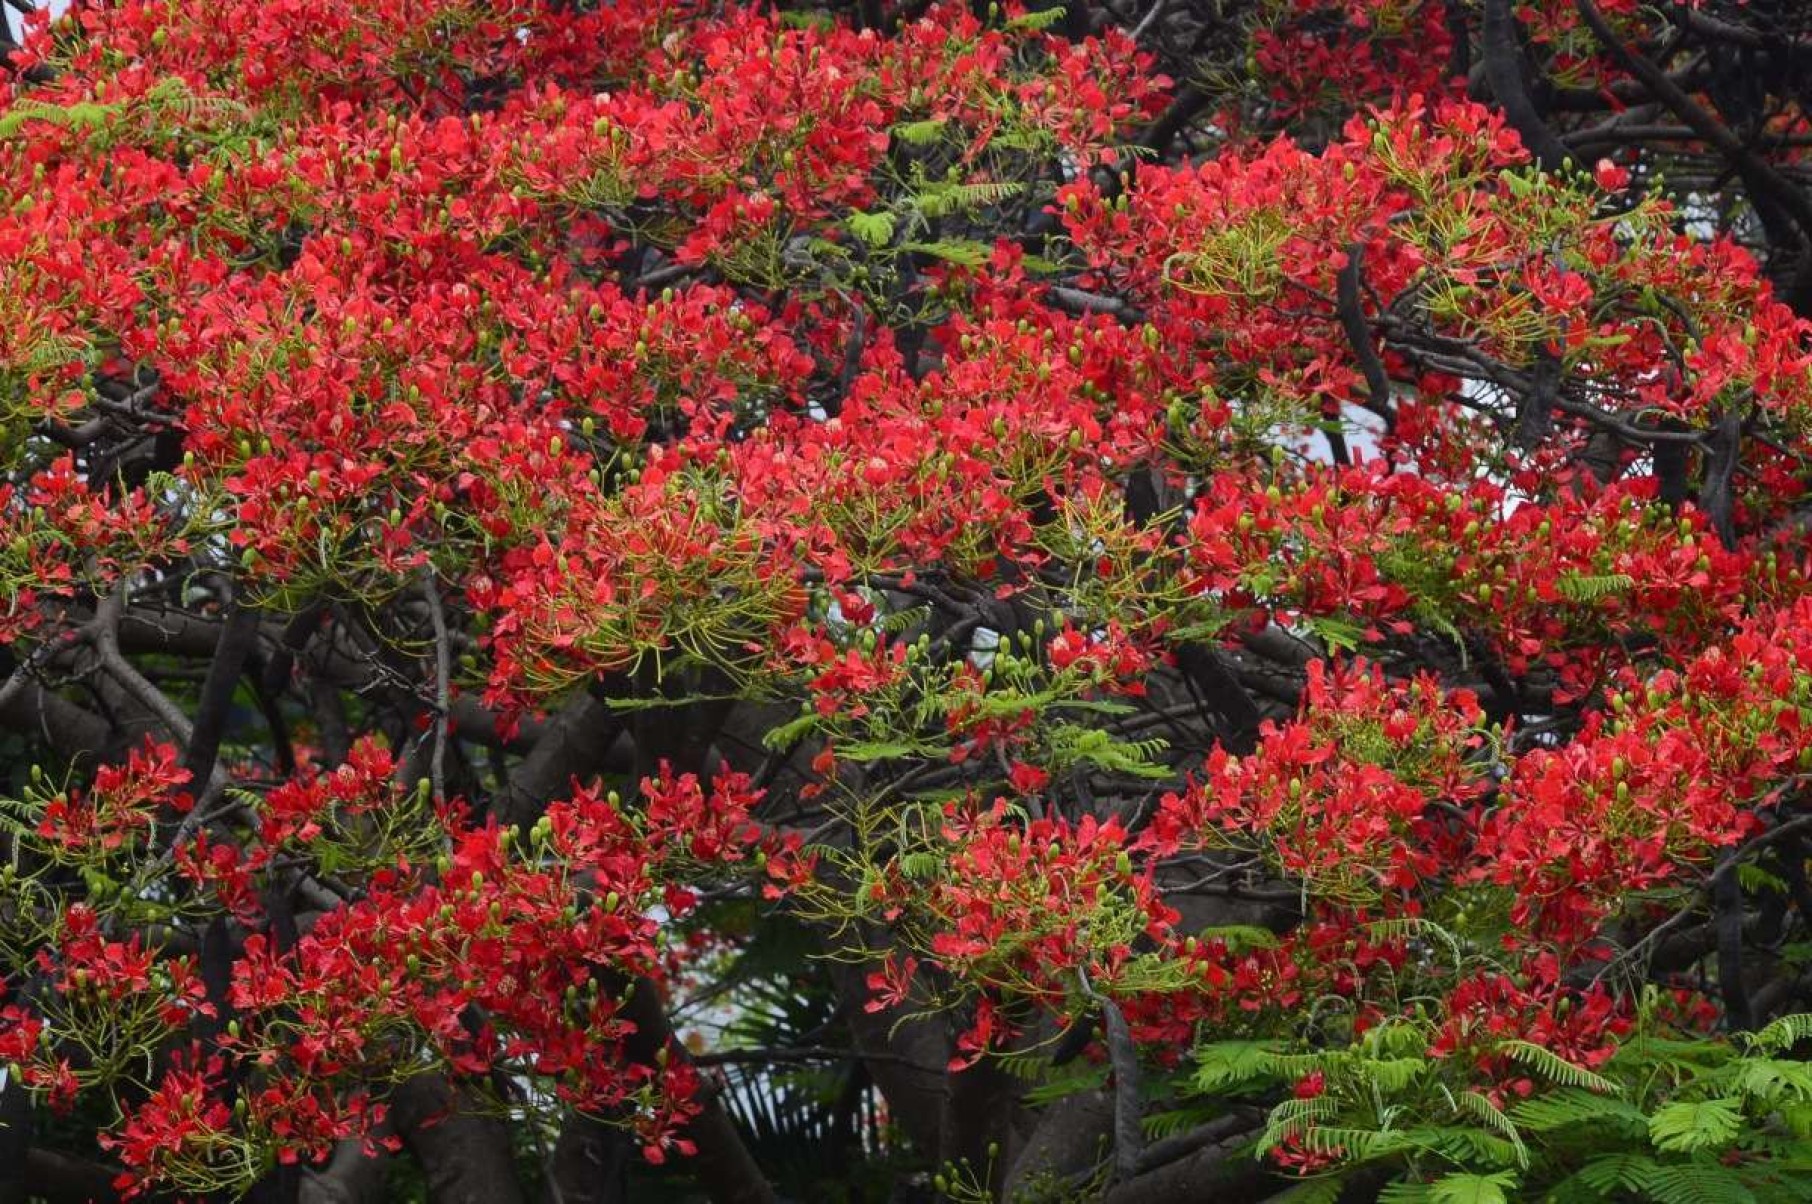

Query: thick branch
23 1148 125 1204
389 1074 528 1204
1098 1114 1273 1204
1483 0 1573 173
495 691 626 829
1697 407 1743 549
1077 970 1143 1184
617 977 777 1204
1335 244 1397 432
180 601 263 792
1714 846 1755 1031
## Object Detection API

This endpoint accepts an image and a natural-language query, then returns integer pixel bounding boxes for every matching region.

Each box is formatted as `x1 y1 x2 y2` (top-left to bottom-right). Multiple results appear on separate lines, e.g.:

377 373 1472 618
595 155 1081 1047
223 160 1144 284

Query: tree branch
1335 243 1397 433
180 601 263 793
1576 0 1812 245
389 1074 528 1204
1483 0 1573 173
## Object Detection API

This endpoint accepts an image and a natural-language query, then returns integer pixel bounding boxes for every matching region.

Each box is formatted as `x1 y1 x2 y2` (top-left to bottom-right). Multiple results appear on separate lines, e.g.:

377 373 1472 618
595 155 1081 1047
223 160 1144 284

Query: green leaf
837 739 921 762
1510 1087 1648 1135
1303 613 1367 652
1733 1058 1812 1104
1139 1104 1218 1140
1738 863 1789 895
1645 1161 1757 1204
1377 1186 1435 1204
0 98 119 138
847 210 895 248
1021 1061 1108 1107
898 851 941 880
1367 1056 1429 1093
1258 1095 1341 1148
1453 1091 1528 1168
1553 571 1635 603
1649 1097 1744 1153
1311 1126 1419 1159
900 239 994 267
892 118 947 146
760 711 821 750
1192 925 1280 952
1750 1014 1812 1055
1004 5 1066 29
1193 1041 1284 1093
1575 1152 1662 1194
1497 1040 1619 1093
1266 1177 1347 1204
1377 1187 1435 1204
1428 1171 1516 1204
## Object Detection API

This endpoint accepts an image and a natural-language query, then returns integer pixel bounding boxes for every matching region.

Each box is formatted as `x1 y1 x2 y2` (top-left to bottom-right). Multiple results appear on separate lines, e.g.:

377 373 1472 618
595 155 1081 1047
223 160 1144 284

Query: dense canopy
6 1 1812 1202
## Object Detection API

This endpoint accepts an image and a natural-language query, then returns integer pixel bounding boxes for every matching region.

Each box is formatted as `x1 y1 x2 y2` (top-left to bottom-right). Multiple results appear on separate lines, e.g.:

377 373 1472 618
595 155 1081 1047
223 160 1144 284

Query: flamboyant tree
5 0 1812 1201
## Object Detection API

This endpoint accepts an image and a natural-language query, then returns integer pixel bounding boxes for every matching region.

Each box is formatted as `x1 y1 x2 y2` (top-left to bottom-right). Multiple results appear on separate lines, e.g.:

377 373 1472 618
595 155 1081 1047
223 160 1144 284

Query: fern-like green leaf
0 98 118 138
1258 1095 1341 1148
1428 1171 1516 1204
1140 1104 1219 1140
1367 1056 1430 1093
1377 1185 1435 1204
1004 6 1067 30
1750 1014 1812 1055
1191 925 1280 952
1733 1058 1812 1105
1266 1177 1348 1204
1022 1062 1108 1107
1575 1152 1662 1194
1498 1041 1619 1094
0 792 44 840
1454 1091 1528 1168
1510 1087 1648 1135
1649 1098 1743 1153
1738 863 1790 895
900 239 994 266
838 739 923 763
1294 1125 1419 1160
1303 613 1367 652
898 851 941 880
1411 1125 1524 1167
913 180 1026 219
1645 1160 1757 1204
847 210 895 248
1553 571 1635 603
760 710 822 751
1194 1041 1284 1093
892 118 947 145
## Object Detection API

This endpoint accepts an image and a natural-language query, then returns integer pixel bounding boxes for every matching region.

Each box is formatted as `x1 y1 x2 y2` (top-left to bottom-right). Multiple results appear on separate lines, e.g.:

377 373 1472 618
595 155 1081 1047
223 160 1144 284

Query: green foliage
1179 1008 1812 1202
1428 1171 1517 1204
1553 572 1636 603
1647 1098 1742 1153
1498 1041 1619 1094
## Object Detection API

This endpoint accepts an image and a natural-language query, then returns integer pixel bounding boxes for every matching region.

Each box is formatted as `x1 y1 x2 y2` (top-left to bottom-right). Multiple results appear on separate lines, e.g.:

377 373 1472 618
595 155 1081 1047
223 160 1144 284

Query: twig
421 569 451 801
1130 0 1167 41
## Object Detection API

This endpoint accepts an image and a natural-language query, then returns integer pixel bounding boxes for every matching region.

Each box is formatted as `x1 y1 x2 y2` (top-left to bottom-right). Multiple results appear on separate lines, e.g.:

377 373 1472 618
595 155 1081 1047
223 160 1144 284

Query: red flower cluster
1142 660 1487 901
